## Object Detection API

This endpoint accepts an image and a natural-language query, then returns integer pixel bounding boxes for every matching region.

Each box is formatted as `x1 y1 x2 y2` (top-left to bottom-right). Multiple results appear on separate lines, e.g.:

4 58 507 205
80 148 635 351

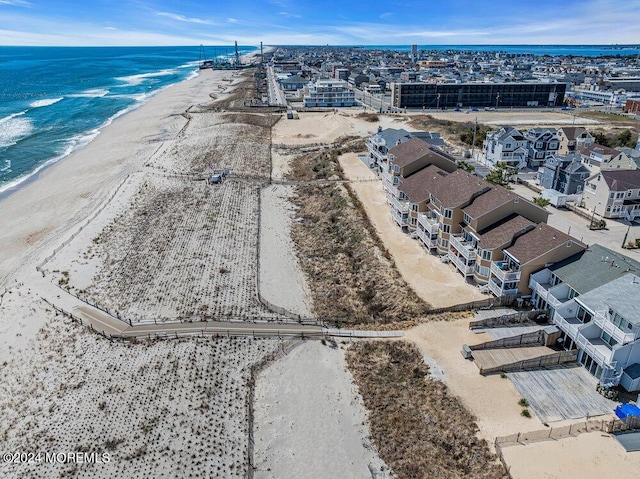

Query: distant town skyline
0 0 639 47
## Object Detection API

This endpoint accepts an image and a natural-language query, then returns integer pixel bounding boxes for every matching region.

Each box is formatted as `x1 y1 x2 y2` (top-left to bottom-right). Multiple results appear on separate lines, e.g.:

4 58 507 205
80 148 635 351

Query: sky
0 0 639 47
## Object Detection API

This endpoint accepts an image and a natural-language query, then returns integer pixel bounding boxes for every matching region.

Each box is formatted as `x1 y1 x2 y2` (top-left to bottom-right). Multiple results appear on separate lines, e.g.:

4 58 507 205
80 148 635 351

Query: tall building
391 82 566 109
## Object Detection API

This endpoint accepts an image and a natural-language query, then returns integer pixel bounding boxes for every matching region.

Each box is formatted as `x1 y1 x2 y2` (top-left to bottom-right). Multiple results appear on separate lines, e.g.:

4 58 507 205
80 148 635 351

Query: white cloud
379 12 394 20
0 0 30 6
278 11 301 18
156 11 216 25
227 18 238 23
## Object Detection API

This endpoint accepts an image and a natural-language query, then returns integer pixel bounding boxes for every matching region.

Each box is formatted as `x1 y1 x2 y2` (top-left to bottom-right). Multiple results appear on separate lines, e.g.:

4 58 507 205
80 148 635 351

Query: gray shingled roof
505 223 586 265
398 165 448 204
429 169 491 209
576 274 640 325
376 128 413 148
550 244 640 294
473 214 535 250
462 187 519 219
389 137 433 168
601 170 640 191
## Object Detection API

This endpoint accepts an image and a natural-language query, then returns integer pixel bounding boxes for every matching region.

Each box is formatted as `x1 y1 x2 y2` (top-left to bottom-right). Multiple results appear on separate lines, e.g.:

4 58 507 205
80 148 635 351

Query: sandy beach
0 62 635 479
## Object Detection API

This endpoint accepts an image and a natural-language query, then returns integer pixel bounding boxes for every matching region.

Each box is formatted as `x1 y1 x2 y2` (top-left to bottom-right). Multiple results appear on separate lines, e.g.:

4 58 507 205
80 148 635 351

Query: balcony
381 168 397 188
529 277 551 303
449 234 477 260
417 213 439 235
391 208 409 226
593 310 636 345
490 261 521 282
416 226 437 249
574 334 613 368
553 310 583 343
448 251 475 276
487 278 519 298
389 195 408 214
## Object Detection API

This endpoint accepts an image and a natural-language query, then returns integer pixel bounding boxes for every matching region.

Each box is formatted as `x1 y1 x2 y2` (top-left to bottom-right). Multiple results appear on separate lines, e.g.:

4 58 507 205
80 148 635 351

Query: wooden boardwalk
472 346 557 372
508 366 618 423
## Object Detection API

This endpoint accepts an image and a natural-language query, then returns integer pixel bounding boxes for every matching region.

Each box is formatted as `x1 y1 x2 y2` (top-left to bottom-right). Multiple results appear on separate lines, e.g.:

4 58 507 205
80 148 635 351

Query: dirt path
339 152 487 309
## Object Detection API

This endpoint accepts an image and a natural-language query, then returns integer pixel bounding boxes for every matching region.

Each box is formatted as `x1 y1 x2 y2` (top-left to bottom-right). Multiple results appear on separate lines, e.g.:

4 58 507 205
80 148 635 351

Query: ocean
0 45 256 194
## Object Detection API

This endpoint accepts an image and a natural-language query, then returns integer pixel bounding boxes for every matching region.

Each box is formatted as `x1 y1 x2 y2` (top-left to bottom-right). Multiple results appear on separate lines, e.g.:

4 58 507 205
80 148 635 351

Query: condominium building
486 223 586 297
303 79 356 107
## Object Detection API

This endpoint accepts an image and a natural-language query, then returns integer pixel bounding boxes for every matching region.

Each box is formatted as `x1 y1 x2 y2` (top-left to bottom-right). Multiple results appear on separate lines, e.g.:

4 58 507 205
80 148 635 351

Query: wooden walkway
508 365 618 423
472 346 557 372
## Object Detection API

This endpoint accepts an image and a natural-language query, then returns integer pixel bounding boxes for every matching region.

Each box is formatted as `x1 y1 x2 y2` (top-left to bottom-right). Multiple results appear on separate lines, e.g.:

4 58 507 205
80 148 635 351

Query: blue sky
0 0 639 46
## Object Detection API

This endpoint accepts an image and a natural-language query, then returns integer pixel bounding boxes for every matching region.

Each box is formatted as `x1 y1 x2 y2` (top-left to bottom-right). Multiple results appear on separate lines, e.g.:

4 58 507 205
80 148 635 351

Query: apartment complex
390 82 567 109
303 79 356 107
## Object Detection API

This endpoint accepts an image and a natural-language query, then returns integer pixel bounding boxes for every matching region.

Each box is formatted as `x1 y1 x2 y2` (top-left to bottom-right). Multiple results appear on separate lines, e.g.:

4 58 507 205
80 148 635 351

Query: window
463 213 472 225
601 331 618 349
577 307 593 324
480 249 491 261
411 204 418 212
443 209 453 219
440 224 451 234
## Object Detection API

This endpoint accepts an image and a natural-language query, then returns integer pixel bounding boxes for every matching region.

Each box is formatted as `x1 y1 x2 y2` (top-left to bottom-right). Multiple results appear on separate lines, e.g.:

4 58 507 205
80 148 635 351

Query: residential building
450 187 549 283
538 153 591 195
580 143 620 171
603 147 640 171
398 165 449 241
529 244 640 316
482 127 528 169
582 169 640 220
524 128 560 168
625 99 640 115
303 80 356 107
551 274 640 391
427 170 492 254
557 127 595 155
486 223 586 297
366 127 414 169
278 75 310 91
390 82 566 109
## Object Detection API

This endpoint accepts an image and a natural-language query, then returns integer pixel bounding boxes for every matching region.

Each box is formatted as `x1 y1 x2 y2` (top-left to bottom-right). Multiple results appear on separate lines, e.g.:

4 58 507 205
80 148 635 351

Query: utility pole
471 117 478 160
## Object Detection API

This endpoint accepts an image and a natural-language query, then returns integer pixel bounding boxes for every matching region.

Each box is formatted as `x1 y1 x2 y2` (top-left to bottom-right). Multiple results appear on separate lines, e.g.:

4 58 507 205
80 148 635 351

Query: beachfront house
366 127 414 169
529 244 640 317
557 127 595 155
538 153 591 195
580 143 620 171
551 274 640 391
582 169 640 221
449 187 549 283
486 223 586 298
482 127 528 169
602 147 640 171
524 128 560 168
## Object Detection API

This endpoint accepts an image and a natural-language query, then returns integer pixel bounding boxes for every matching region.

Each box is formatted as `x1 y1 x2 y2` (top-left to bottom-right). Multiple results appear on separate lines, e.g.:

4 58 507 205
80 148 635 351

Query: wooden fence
469 330 545 351
426 295 518 315
479 350 577 375
495 416 640 449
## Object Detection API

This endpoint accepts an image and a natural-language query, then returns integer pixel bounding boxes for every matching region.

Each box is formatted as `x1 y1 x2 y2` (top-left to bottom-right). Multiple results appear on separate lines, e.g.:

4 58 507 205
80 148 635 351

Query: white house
482 127 528 169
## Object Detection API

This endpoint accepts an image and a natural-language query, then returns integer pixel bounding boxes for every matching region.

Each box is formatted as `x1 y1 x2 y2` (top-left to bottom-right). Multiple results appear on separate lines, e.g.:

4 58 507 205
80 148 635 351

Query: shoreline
0 68 232 286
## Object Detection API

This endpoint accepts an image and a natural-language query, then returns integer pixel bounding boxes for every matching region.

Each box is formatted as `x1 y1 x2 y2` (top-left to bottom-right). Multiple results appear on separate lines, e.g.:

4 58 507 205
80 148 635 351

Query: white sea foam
0 159 10 173
68 89 109 98
29 97 63 108
0 113 33 148
115 68 178 87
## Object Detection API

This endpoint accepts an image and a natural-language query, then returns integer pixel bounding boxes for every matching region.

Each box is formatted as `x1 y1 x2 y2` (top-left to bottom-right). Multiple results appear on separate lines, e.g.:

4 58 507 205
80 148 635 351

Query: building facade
391 82 567 109
303 80 356 107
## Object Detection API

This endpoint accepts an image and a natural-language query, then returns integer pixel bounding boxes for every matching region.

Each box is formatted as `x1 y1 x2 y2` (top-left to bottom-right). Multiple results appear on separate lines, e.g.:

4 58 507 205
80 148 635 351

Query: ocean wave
115 69 178 87
0 114 33 148
0 159 10 173
29 97 64 108
68 89 109 98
